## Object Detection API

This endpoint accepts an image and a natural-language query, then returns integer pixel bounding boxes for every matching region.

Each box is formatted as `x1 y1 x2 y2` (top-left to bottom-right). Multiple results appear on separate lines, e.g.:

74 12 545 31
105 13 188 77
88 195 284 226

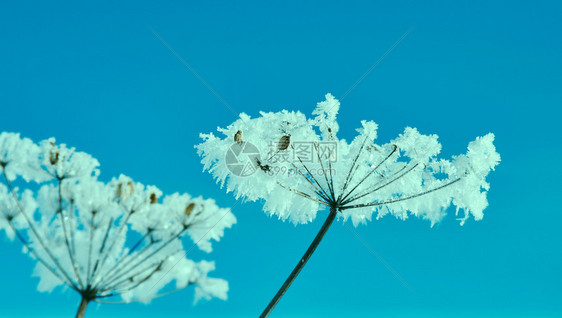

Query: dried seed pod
150 193 158 204
256 159 270 172
117 182 134 199
185 203 195 216
278 135 290 151
126 182 134 195
234 130 244 144
49 151 59 165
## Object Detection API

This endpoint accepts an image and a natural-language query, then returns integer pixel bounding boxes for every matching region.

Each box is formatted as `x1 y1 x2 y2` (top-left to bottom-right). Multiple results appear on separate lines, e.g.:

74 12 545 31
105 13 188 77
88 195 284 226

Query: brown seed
117 182 134 198
49 151 59 165
126 182 134 195
185 203 195 216
278 135 290 151
256 159 270 172
234 130 244 144
150 193 158 204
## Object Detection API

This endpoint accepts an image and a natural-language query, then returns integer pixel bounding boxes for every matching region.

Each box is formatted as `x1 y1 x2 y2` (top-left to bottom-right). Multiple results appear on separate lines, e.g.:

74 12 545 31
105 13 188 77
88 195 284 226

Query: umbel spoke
339 144 398 204
342 162 419 206
341 177 462 210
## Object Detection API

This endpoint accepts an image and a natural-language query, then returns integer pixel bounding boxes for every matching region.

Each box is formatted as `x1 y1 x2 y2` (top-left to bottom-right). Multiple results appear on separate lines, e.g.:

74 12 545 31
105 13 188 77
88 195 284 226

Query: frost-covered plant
0 133 236 318
197 93 500 316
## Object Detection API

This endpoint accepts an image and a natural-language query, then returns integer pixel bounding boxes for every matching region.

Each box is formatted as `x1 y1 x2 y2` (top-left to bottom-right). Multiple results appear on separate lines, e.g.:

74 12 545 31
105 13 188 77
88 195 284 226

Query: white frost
0 133 236 304
197 94 500 226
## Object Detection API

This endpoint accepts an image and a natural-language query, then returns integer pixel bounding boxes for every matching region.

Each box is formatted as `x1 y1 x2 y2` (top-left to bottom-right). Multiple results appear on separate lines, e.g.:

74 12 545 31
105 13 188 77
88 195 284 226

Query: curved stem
260 208 337 318
75 297 90 318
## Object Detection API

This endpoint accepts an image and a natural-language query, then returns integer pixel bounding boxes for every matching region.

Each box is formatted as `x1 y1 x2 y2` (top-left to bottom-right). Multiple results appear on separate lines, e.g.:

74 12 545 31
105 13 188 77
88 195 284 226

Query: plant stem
75 297 90 318
260 208 337 318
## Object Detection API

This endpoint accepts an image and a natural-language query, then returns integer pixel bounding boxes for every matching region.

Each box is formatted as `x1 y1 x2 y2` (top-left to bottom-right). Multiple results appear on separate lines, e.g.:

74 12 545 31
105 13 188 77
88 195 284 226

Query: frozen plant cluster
197 93 500 226
0 132 236 308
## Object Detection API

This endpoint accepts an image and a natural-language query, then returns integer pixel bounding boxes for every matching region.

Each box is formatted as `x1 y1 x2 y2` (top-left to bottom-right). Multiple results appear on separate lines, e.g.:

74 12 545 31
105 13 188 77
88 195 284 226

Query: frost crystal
0 132 236 310
197 93 500 226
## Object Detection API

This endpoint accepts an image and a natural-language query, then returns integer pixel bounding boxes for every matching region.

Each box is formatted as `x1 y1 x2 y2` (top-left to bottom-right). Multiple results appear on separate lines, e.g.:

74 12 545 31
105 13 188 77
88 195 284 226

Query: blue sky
1 0 561 317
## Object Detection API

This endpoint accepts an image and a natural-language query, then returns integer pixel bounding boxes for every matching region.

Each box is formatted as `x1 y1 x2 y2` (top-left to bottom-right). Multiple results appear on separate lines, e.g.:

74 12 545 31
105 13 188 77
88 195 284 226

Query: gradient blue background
1 1 561 317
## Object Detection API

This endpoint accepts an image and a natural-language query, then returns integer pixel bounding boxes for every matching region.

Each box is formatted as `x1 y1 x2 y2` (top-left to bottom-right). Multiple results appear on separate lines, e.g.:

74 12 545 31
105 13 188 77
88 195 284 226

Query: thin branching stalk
7 220 69 286
2 170 78 290
338 144 397 204
89 217 113 281
86 211 96 285
343 164 419 205
260 207 338 318
97 227 188 288
89 210 134 285
58 177 85 289
342 177 462 210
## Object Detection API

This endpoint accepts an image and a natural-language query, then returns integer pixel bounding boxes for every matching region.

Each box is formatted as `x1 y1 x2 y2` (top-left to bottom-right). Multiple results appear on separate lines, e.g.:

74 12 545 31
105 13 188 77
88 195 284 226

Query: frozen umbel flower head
0 132 236 317
197 93 500 317
197 93 500 226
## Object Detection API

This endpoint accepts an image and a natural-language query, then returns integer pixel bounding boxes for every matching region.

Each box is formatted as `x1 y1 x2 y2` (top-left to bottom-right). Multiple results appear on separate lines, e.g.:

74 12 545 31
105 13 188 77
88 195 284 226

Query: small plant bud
49 151 59 165
234 130 244 144
117 182 134 199
150 193 158 204
126 182 134 194
185 203 195 216
278 135 290 151
256 159 270 172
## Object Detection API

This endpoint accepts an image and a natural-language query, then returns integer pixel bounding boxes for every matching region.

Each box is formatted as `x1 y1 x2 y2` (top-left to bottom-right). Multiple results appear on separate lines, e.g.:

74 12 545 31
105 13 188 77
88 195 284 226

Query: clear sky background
1 1 561 317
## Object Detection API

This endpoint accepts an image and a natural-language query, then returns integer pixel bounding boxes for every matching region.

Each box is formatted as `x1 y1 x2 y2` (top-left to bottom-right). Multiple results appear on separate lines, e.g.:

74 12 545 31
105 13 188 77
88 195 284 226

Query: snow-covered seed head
196 93 500 226
0 132 237 304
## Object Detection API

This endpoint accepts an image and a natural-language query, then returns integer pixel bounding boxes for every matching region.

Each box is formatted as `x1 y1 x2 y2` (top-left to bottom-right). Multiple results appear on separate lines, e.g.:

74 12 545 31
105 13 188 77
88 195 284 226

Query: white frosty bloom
0 133 236 306
197 93 500 226
0 132 46 182
0 184 36 240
